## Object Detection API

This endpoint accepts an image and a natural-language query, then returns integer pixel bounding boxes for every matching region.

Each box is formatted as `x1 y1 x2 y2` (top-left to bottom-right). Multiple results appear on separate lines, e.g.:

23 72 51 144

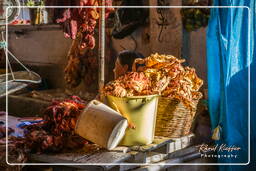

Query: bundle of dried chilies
0 126 27 170
0 96 90 168
56 0 114 87
23 96 88 153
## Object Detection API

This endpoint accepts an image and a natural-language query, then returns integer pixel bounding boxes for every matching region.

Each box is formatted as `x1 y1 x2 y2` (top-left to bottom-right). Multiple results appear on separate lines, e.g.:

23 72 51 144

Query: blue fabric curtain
207 0 255 170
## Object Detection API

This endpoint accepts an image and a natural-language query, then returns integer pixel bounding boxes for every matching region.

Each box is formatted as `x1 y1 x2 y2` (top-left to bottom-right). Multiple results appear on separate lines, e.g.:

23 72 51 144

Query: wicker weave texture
155 97 198 138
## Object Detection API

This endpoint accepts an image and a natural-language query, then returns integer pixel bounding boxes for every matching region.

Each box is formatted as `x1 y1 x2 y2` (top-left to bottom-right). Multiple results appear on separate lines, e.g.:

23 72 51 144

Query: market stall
0 1 220 171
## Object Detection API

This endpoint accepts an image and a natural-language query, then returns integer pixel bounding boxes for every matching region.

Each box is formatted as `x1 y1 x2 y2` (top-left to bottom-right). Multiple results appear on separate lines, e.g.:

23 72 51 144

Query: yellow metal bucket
105 95 159 146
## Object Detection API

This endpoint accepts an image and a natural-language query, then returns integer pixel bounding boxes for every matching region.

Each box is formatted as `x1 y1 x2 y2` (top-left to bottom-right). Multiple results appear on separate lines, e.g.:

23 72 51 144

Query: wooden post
99 2 105 101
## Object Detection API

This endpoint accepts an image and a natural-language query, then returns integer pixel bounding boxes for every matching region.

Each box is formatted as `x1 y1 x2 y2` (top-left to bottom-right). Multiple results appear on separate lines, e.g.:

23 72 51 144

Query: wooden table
2 114 196 171
29 135 195 171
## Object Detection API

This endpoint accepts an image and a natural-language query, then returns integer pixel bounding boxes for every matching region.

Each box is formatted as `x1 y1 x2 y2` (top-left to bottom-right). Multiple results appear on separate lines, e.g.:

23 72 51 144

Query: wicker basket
155 97 198 138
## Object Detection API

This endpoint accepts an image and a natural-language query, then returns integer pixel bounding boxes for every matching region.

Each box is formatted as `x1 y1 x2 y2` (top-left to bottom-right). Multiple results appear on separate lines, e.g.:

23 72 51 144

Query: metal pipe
99 1 105 101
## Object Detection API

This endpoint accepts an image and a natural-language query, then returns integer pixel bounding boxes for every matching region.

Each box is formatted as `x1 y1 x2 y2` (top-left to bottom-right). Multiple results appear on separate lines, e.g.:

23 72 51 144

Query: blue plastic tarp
207 0 255 170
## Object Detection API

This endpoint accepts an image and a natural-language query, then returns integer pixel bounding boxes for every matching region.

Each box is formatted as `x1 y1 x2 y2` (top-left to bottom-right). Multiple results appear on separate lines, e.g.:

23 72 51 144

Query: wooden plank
126 135 194 165
129 137 195 165
133 151 202 171
8 24 62 32
29 154 104 171
30 150 132 170
77 151 131 170
167 134 194 153
109 165 139 171
145 152 168 163
107 137 173 164
130 137 173 152
168 146 198 159
136 136 195 164
125 151 146 163
111 146 130 153
111 136 172 154
119 165 139 171
129 134 194 154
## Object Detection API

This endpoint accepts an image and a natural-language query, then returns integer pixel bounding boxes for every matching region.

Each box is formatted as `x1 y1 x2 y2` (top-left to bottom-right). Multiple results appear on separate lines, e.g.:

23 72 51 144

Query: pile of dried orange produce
103 72 152 97
103 53 203 109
